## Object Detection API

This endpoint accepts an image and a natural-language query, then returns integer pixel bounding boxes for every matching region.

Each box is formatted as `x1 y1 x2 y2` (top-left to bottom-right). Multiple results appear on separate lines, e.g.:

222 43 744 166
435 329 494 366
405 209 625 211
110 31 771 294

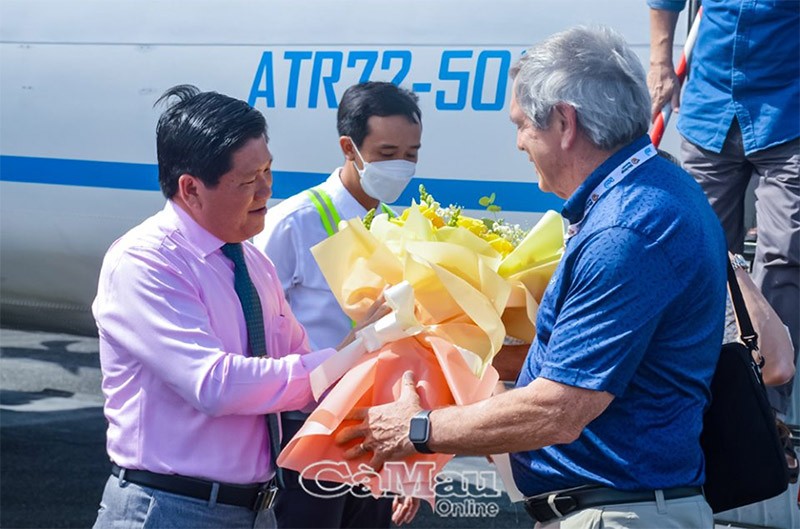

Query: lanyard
565 142 657 241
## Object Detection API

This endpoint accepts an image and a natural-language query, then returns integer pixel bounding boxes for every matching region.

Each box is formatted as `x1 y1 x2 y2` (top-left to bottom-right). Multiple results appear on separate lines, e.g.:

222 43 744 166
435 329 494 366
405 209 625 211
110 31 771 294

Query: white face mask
351 140 416 204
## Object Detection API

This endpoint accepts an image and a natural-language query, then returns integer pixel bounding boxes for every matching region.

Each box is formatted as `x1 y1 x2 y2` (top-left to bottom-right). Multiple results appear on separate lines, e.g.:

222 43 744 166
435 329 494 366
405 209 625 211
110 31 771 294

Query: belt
111 464 277 511
524 485 704 523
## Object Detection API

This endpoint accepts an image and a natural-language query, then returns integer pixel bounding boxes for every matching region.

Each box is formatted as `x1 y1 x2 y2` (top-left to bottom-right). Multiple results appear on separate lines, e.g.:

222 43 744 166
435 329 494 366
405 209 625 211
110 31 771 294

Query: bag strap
726 256 759 355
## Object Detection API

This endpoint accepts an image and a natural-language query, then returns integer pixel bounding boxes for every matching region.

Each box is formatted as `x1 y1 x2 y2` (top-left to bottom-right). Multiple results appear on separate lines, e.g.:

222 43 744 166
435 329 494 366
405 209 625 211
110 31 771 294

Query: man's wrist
649 58 674 69
409 410 435 454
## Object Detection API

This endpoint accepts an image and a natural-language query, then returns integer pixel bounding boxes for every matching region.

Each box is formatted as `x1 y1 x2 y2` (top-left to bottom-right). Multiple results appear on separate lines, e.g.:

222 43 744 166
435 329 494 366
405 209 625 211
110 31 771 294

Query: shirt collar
560 135 652 224
164 200 225 258
321 168 374 217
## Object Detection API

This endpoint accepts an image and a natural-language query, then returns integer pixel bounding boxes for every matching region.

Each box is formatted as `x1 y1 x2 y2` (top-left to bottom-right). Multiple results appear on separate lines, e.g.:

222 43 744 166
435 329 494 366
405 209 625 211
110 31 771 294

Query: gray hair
510 26 650 151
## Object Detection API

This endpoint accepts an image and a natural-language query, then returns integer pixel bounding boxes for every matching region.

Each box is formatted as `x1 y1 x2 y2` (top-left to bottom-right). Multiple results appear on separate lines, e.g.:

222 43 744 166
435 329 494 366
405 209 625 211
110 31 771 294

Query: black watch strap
409 410 435 454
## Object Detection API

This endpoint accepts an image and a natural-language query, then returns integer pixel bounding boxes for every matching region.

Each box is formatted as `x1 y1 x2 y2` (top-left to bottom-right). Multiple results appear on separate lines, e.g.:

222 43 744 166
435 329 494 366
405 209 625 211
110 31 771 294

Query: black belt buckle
253 484 278 512
524 492 578 523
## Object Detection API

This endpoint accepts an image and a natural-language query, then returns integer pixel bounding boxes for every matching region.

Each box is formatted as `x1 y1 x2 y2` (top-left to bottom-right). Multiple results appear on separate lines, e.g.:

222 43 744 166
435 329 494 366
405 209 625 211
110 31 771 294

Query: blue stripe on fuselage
0 155 563 212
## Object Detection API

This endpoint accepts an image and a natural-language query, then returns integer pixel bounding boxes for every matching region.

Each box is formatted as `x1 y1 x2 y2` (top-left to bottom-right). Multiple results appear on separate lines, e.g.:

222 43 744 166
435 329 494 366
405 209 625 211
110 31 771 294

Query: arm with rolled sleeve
647 0 685 120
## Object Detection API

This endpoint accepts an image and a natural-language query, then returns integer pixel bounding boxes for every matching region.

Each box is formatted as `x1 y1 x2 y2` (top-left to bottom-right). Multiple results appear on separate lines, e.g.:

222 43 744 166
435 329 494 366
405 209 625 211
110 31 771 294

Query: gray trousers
535 494 713 529
681 122 800 414
93 474 277 529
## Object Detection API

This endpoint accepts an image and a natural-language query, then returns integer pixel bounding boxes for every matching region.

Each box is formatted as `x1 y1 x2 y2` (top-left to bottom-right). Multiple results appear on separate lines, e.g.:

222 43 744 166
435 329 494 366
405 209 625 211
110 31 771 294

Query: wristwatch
409 410 435 454
730 253 749 272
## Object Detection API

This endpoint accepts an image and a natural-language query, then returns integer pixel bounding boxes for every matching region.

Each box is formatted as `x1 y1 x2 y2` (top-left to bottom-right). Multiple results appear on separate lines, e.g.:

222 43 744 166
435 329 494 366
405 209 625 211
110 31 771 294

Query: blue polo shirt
648 0 800 155
511 135 727 496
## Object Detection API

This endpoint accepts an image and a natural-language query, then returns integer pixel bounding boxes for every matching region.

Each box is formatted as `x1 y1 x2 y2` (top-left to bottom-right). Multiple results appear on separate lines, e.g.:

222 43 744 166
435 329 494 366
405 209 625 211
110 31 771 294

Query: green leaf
482 218 494 230
478 196 491 207
488 192 496 204
487 204 501 213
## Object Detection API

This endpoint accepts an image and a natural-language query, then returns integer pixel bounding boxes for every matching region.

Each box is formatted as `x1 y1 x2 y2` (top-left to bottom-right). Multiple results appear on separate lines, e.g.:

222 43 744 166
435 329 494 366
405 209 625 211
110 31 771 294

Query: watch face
409 416 429 442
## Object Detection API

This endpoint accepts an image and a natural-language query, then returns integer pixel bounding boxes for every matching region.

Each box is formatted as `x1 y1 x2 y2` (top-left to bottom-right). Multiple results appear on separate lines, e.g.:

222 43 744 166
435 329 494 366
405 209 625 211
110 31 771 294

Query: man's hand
648 8 682 122
647 62 681 122
336 371 422 470
391 496 420 525
336 294 391 350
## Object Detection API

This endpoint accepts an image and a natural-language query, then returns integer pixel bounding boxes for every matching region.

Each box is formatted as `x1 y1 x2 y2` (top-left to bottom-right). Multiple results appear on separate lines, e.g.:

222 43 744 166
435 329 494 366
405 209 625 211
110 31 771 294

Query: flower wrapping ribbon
277 207 564 503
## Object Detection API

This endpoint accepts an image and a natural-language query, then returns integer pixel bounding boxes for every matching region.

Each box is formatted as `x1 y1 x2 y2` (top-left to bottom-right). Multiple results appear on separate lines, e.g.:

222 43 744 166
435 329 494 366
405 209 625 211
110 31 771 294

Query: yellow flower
393 202 445 228
489 237 515 257
419 203 446 228
381 187 524 259
455 216 488 237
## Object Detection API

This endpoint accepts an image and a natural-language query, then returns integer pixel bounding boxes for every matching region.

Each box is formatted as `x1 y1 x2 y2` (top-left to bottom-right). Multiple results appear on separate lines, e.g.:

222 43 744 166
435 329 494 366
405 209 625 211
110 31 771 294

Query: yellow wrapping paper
277 206 564 501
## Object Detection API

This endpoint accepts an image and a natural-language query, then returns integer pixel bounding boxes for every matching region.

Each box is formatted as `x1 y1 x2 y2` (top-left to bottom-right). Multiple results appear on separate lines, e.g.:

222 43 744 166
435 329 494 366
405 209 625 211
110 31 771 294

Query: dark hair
154 84 268 198
336 82 421 147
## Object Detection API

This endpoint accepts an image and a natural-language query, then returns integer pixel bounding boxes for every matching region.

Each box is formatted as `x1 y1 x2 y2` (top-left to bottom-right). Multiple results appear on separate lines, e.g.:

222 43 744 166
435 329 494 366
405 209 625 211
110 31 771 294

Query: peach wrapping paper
278 335 498 504
276 207 564 502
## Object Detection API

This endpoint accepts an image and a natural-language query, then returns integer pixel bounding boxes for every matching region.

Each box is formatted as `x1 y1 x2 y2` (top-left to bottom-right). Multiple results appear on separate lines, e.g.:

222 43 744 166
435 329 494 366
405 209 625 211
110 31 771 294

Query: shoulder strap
306 187 342 237
726 257 759 354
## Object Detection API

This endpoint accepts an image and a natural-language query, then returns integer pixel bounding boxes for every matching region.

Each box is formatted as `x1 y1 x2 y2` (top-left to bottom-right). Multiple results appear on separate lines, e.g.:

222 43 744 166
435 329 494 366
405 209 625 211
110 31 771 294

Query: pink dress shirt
92 200 335 484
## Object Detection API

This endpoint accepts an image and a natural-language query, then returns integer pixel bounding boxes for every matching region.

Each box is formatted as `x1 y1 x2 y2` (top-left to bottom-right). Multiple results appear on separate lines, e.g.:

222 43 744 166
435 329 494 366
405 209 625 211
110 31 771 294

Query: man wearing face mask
253 81 422 529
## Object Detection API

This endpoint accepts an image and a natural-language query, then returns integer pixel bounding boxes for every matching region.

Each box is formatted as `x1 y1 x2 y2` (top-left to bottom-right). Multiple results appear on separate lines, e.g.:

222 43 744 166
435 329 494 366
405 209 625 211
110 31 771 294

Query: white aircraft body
0 0 686 334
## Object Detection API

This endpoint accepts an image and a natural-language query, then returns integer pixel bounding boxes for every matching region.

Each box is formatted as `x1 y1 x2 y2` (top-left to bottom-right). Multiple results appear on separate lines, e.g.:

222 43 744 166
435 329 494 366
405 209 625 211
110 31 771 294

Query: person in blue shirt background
340 25 728 528
647 0 800 418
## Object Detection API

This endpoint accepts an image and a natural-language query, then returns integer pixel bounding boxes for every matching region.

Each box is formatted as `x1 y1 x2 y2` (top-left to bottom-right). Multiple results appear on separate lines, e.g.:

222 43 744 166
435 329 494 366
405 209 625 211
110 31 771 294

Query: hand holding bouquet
277 186 564 502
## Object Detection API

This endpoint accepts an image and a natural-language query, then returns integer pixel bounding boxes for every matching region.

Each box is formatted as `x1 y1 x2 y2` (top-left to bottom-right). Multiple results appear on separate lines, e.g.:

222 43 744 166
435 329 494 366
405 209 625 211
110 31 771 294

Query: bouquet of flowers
277 186 564 502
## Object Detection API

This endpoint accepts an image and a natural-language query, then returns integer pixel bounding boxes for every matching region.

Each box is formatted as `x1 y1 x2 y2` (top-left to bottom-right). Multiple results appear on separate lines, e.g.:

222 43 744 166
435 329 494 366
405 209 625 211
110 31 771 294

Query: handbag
699 258 790 513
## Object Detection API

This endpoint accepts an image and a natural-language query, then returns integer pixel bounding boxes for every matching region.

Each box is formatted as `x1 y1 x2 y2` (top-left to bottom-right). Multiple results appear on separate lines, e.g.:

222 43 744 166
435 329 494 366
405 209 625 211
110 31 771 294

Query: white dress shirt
254 169 373 351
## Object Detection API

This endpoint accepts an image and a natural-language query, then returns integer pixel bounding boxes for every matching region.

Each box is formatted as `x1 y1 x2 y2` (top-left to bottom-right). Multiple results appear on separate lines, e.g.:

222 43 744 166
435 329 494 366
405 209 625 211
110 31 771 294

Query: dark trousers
681 122 800 414
275 418 392 529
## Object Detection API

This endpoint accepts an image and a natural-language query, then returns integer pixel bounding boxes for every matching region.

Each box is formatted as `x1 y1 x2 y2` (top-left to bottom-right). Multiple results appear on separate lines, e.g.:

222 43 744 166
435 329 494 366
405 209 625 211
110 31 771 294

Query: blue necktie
221 242 285 488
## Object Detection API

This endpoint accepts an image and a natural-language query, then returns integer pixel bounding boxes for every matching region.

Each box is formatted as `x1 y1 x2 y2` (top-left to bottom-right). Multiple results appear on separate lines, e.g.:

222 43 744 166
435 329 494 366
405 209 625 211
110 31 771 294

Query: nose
516 132 525 152
256 171 272 201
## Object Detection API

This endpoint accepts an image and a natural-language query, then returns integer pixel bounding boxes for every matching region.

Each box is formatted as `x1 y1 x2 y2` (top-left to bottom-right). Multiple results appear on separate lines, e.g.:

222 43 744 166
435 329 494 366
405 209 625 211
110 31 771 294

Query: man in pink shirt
91 85 343 529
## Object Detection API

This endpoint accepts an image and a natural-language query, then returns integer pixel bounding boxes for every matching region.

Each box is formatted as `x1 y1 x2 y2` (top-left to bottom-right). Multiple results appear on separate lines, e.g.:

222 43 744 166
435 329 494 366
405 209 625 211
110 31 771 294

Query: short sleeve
538 226 681 396
647 0 686 11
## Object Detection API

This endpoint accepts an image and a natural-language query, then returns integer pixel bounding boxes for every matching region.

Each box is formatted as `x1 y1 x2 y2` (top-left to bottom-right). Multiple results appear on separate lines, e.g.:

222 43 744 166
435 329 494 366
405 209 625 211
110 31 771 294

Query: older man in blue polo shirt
338 26 727 528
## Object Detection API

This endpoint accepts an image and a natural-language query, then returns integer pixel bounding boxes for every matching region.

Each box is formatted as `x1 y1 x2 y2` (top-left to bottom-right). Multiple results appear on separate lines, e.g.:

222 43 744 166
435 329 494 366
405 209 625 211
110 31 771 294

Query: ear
176 173 203 211
339 136 357 162
553 103 579 150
